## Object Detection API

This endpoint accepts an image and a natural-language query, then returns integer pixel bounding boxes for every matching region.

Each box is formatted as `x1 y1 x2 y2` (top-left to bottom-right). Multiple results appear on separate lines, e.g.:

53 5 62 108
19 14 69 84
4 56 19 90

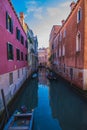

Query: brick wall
49 0 87 90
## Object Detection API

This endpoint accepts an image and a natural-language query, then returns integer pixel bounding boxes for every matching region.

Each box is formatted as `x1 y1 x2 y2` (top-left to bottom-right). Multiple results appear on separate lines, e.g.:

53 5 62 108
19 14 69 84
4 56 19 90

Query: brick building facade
49 0 87 90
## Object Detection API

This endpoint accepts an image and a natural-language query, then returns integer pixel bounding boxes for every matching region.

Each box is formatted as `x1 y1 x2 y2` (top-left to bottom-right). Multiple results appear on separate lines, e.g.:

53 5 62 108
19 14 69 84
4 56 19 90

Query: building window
6 11 13 33
21 35 24 45
7 43 14 60
25 40 28 48
62 45 65 56
21 52 23 60
76 32 81 52
63 29 66 38
25 54 28 61
77 7 82 23
16 49 20 60
16 27 21 41
70 68 73 80
9 73 13 85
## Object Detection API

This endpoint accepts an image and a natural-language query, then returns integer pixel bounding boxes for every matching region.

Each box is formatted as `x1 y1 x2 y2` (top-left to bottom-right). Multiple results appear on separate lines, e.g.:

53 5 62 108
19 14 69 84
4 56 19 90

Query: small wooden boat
32 73 38 78
4 110 34 130
46 70 58 80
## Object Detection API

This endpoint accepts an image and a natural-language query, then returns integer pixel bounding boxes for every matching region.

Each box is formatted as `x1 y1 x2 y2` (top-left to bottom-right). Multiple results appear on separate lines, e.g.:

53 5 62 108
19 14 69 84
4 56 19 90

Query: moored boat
31 73 38 78
46 71 58 80
4 110 34 130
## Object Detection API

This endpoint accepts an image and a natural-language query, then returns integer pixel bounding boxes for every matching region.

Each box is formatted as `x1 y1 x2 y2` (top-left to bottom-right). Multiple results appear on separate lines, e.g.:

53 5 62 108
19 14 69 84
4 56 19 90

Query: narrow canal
12 68 87 130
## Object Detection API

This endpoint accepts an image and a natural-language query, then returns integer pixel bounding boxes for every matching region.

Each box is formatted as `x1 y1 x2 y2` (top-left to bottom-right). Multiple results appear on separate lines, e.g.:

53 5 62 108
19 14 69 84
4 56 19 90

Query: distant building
19 12 38 74
49 25 61 69
38 48 48 67
49 0 87 90
28 29 38 72
0 0 28 109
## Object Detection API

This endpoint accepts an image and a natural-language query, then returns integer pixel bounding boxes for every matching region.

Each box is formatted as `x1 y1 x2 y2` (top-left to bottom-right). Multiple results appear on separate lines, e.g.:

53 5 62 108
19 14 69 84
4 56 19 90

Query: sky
11 0 77 48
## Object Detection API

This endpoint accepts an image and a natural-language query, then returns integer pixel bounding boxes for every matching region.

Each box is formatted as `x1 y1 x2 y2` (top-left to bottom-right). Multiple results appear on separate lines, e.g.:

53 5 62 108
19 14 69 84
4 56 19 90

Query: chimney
70 1 75 11
20 12 24 25
61 20 65 25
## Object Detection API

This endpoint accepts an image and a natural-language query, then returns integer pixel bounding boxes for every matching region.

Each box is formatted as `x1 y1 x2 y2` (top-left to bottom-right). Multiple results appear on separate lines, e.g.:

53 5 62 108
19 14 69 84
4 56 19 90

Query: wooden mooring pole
1 89 9 120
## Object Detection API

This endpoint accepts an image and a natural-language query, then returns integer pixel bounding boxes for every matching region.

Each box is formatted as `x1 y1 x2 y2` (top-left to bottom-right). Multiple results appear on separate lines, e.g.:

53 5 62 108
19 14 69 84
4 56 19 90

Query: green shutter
11 19 13 33
6 11 8 29
16 27 18 39
7 43 13 60
18 30 20 40
7 43 9 59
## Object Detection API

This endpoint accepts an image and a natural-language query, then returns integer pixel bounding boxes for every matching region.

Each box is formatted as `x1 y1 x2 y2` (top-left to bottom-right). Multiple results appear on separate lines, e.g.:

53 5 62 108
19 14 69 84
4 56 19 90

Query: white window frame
63 28 66 38
77 7 82 23
76 31 81 52
62 44 65 56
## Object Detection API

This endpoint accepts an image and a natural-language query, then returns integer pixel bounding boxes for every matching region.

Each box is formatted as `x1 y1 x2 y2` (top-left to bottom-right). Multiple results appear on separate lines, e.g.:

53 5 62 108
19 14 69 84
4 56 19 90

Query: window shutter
18 30 20 40
26 40 28 48
11 19 13 33
16 27 18 39
19 49 20 60
7 43 14 60
6 11 8 29
11 45 14 59
7 43 9 59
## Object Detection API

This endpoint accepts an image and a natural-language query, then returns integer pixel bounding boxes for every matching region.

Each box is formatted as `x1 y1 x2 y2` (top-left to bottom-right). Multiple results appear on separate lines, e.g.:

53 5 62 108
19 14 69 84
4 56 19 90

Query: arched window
76 31 81 52
77 7 82 23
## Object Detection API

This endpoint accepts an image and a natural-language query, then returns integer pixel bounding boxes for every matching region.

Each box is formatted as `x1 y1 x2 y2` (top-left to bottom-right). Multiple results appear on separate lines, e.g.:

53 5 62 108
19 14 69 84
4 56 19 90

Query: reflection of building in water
49 81 59 119
12 78 38 112
49 82 74 129
49 81 87 130
27 79 38 110
38 68 49 85
49 81 75 129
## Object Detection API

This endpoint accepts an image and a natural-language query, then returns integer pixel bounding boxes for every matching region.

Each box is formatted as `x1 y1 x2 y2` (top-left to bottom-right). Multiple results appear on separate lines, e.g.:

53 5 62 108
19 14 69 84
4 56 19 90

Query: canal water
12 68 87 130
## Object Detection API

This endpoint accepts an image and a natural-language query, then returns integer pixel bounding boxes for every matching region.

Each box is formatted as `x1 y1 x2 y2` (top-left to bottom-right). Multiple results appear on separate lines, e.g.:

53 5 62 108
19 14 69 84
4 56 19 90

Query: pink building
0 0 28 104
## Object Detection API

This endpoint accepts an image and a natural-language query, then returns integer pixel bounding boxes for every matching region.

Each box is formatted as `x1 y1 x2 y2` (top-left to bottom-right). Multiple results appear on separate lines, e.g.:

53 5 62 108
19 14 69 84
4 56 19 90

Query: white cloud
27 1 37 5
25 1 77 48
60 1 71 7
34 7 43 20
25 0 43 20
25 0 37 6
47 7 60 17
